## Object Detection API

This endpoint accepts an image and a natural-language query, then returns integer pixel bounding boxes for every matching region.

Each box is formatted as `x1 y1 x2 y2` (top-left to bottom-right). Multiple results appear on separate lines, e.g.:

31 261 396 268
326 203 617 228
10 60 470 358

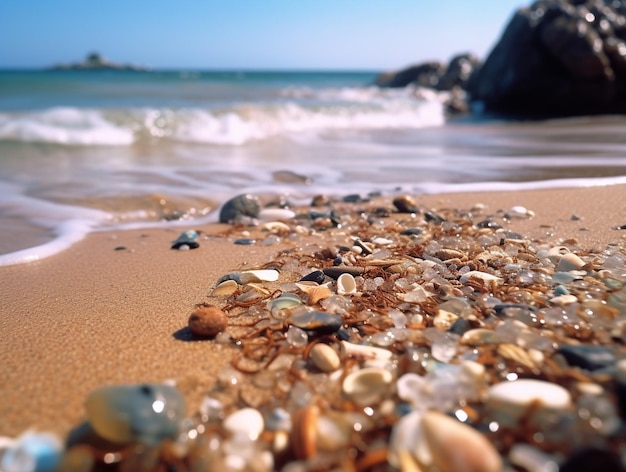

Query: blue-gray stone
557 345 617 371
219 194 260 223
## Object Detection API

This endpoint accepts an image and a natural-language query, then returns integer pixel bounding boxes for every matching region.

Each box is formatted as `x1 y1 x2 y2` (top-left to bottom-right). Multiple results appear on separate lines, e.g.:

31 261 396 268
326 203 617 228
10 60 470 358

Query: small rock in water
188 305 228 338
219 194 260 223
171 230 199 250
85 383 186 445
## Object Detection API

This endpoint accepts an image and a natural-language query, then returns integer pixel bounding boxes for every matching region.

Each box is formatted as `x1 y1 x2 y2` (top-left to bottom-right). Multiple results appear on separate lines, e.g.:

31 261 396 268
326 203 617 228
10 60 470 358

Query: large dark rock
469 0 626 116
375 61 445 88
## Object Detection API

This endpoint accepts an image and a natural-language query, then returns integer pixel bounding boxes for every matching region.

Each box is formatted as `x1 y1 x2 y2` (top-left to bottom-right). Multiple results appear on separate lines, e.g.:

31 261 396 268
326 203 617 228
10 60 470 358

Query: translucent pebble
389 309 408 329
508 444 559 472
516 269 536 285
200 397 224 423
286 325 308 348
261 235 281 246
0 431 62 472
218 366 244 387
319 295 353 314
85 383 186 445
423 328 459 363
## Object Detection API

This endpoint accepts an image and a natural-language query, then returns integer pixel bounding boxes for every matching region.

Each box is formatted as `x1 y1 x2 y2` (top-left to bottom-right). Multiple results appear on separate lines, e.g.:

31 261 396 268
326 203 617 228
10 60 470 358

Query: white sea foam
0 86 445 146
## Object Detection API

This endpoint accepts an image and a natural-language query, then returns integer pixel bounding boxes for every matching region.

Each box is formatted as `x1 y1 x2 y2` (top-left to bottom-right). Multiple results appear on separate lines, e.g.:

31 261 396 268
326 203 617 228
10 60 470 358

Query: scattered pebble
188 305 228 337
219 194 260 223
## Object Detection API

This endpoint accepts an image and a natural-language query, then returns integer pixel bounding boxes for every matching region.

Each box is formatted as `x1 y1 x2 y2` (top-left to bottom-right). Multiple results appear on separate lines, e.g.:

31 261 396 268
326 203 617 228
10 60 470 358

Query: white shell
223 407 265 441
505 205 535 219
212 279 238 296
336 273 357 295
486 379 572 424
258 208 296 221
341 341 393 361
459 270 502 284
421 410 502 472
342 367 392 405
557 252 586 272
388 410 430 469
260 221 291 233
239 269 280 283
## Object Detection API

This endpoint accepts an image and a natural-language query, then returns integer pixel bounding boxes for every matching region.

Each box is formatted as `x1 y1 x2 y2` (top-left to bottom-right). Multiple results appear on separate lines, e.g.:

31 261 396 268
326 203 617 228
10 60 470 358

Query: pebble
299 270 326 284
289 311 343 334
223 408 264 441
393 195 419 213
421 410 502 472
85 383 186 444
323 266 365 279
556 344 617 371
188 305 228 337
309 343 341 372
234 238 256 245
219 194 260 223
171 230 199 250
486 379 572 424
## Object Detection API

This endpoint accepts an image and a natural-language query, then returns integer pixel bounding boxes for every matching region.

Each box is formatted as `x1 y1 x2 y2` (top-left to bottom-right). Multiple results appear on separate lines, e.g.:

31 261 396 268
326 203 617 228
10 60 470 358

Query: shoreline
1 185 625 466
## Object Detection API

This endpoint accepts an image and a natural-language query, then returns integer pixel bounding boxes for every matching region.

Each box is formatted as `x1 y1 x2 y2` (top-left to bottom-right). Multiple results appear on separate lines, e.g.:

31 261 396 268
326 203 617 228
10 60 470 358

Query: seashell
550 294 578 306
85 383 186 445
171 230 199 250
289 311 343 334
421 410 502 472
336 273 357 295
497 343 537 369
557 252 586 272
219 194 260 223
239 269 280 283
434 248 465 261
341 341 393 361
342 367 392 406
268 293 302 312
388 410 430 469
258 208 296 221
460 270 502 284
260 221 291 234
371 236 394 246
486 379 572 425
212 279 238 296
295 283 333 305
309 343 341 372
223 407 264 441
291 405 319 460
504 205 535 219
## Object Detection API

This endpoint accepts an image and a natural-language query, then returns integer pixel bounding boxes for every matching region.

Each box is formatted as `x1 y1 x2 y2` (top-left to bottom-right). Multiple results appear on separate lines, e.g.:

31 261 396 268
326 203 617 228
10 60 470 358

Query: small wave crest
0 86 445 146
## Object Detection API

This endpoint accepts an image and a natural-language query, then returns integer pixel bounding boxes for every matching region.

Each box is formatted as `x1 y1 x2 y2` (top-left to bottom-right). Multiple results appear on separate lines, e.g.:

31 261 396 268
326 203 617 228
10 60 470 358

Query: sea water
1 69 626 265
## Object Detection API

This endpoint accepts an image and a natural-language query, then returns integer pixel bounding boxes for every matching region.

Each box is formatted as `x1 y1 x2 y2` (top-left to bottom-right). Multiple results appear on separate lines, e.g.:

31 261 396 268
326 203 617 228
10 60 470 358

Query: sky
0 1 527 70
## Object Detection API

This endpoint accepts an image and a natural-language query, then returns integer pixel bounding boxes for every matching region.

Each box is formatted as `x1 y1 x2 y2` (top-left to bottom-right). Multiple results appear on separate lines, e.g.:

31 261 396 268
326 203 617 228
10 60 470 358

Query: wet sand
1 185 625 438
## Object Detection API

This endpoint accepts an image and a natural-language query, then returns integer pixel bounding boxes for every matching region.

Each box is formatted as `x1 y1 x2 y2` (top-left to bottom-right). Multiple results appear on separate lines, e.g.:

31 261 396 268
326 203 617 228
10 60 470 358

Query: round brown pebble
188 305 227 337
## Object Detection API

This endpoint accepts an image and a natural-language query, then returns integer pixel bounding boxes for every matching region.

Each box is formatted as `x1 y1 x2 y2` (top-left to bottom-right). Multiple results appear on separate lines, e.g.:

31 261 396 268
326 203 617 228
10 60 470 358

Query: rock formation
469 0 626 117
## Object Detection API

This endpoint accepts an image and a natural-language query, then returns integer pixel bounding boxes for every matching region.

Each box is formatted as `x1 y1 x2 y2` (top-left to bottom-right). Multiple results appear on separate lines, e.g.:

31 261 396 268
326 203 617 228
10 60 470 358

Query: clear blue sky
0 0 526 70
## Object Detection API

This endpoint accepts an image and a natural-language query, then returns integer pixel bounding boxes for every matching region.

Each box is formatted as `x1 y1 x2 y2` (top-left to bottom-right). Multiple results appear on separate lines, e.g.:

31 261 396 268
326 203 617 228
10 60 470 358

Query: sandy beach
1 185 625 441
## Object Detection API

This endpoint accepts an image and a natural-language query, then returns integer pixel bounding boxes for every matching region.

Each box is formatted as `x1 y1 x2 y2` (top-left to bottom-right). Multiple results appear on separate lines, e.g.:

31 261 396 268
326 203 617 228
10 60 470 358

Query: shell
336 273 357 295
258 208 296 221
223 408 265 441
557 252 586 272
341 341 393 361
240 269 280 283
212 279 238 296
291 405 319 460
260 221 291 234
342 367 392 406
268 293 302 312
296 283 333 305
421 410 502 472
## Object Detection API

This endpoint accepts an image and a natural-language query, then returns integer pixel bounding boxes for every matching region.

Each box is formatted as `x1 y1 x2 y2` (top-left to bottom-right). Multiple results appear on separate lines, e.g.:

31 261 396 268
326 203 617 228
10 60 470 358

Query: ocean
1 69 626 266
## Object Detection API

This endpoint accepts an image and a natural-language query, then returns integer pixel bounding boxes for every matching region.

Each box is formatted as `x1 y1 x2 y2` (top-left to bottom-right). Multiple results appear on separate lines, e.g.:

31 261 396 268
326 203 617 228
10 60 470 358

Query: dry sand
1 185 625 438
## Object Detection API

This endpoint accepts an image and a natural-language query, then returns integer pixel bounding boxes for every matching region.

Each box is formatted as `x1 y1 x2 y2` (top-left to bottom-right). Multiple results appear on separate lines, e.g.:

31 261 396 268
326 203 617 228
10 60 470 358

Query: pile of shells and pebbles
3 192 626 472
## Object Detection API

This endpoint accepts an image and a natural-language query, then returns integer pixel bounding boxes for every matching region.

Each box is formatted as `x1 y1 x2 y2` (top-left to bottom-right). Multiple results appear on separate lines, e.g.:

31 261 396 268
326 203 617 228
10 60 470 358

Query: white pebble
223 408 265 441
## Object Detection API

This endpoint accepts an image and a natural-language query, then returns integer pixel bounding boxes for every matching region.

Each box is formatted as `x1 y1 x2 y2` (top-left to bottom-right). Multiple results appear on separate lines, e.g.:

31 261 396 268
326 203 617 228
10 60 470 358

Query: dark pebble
476 219 502 229
219 194 260 223
342 194 368 203
299 270 326 284
171 230 200 249
290 311 343 335
449 318 472 336
424 211 445 225
400 228 423 236
333 255 343 266
557 345 617 371
114 246 127 251
234 238 256 245
323 266 365 279
559 447 625 472
393 195 419 213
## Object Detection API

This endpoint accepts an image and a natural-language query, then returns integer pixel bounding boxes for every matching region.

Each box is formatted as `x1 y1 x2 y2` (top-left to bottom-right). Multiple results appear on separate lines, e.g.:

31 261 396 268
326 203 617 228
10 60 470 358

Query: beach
1 184 625 443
